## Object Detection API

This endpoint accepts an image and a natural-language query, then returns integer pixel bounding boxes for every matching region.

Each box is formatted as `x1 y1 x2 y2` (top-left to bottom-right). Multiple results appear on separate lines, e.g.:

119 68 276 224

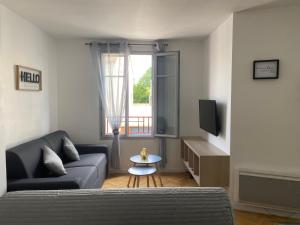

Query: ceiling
0 0 280 40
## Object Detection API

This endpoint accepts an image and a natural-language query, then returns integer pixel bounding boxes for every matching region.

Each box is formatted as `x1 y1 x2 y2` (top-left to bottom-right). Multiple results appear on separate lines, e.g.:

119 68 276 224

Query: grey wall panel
239 174 300 209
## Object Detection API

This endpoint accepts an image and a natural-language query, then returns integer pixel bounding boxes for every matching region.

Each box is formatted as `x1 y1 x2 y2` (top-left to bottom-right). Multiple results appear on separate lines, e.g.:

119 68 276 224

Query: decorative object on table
253 59 279 79
127 154 163 188
139 147 149 161
16 65 42 91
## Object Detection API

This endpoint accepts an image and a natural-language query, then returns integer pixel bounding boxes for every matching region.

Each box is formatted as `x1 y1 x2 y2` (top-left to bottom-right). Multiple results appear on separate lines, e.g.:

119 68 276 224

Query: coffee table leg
151 175 157 187
137 176 140 188
127 175 132 188
155 164 163 187
147 176 150 187
133 176 137 188
128 162 136 188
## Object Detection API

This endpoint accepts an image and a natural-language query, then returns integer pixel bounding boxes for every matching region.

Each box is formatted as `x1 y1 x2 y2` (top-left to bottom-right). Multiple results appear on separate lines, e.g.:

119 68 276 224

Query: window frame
100 51 154 139
153 51 180 138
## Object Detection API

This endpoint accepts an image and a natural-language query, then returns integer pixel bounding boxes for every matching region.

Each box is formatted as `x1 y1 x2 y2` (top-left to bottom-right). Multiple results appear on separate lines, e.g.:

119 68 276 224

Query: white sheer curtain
90 40 129 169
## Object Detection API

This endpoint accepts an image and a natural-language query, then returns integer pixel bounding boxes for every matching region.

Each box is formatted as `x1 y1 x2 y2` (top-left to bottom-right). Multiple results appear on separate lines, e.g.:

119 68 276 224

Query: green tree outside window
133 68 151 103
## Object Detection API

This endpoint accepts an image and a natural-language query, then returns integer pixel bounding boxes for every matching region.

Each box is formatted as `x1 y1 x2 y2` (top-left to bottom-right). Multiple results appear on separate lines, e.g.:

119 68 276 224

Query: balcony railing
105 116 152 136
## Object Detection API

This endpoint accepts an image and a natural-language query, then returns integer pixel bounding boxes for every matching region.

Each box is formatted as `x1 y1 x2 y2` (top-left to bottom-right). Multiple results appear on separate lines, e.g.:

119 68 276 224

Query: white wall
202 15 233 154
57 39 203 172
230 4 300 212
0 5 58 195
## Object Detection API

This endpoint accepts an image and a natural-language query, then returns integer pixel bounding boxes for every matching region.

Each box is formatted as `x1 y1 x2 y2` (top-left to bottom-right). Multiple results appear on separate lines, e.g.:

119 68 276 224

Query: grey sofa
0 188 234 225
6 130 108 192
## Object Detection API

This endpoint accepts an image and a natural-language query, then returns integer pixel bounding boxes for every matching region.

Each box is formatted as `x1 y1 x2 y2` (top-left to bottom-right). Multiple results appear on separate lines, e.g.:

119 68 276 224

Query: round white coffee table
128 166 157 188
127 154 163 187
130 154 162 165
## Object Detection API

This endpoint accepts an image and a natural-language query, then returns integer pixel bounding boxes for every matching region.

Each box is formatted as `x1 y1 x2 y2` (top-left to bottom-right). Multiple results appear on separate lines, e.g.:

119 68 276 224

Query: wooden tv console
181 137 230 187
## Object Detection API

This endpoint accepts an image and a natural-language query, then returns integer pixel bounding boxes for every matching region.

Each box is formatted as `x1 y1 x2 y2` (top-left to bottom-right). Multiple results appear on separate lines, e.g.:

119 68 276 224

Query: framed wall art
253 59 279 80
16 65 42 91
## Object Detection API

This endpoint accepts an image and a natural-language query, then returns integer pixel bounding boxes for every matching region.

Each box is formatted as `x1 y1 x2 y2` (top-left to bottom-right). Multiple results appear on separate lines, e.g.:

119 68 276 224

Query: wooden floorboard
102 172 300 225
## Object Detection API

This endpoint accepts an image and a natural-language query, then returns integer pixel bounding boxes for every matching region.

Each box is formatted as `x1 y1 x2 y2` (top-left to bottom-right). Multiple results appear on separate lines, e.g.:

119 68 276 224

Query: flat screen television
199 100 220 136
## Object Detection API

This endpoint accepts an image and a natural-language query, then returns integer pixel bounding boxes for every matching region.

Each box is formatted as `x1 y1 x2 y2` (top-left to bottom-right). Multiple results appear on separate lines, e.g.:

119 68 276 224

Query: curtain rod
84 42 168 47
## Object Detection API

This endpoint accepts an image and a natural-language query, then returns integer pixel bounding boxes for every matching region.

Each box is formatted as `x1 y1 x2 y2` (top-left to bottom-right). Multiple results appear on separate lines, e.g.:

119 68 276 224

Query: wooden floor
102 172 300 225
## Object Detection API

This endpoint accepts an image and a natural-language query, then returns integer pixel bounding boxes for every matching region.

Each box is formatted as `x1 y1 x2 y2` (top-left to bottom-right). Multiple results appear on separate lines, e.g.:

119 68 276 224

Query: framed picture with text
253 59 279 80
16 65 42 91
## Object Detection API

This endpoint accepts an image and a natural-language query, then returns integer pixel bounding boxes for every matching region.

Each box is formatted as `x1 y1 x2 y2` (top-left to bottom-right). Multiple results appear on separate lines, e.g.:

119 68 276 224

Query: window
103 54 153 137
128 54 153 136
101 50 179 139
153 52 180 138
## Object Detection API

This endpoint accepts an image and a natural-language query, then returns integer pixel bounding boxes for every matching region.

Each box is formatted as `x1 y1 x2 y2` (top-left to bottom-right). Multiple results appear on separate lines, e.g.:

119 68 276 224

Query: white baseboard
232 201 300 218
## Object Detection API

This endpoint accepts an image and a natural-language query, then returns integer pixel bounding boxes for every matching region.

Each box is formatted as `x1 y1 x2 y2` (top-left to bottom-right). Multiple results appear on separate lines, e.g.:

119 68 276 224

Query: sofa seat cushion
7 166 98 191
64 153 105 168
64 154 106 181
64 166 98 189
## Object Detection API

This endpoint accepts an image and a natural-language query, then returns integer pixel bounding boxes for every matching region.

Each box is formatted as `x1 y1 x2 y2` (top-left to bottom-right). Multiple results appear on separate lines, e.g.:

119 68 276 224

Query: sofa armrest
75 144 109 177
7 178 80 192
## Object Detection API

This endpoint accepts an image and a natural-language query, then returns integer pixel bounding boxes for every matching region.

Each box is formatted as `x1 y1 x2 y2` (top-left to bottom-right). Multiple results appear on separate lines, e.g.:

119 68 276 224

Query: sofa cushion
64 153 106 168
64 154 106 180
63 137 80 161
43 145 67 176
64 166 98 189
7 166 99 191
7 177 81 191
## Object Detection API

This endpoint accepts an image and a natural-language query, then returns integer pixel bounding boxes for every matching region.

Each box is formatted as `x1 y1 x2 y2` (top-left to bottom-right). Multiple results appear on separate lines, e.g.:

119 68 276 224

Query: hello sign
16 65 42 91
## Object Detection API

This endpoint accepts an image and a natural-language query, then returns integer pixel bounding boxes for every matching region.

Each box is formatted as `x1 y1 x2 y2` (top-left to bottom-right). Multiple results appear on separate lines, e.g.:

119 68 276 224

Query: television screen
199 100 219 136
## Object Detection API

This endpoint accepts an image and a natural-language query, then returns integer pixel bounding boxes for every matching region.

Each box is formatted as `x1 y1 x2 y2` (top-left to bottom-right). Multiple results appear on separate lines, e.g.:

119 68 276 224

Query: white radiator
237 169 300 211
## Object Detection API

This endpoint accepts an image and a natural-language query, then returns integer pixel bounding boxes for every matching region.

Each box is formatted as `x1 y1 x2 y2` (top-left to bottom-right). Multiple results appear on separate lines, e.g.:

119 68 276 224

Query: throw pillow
43 145 67 176
63 137 80 161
